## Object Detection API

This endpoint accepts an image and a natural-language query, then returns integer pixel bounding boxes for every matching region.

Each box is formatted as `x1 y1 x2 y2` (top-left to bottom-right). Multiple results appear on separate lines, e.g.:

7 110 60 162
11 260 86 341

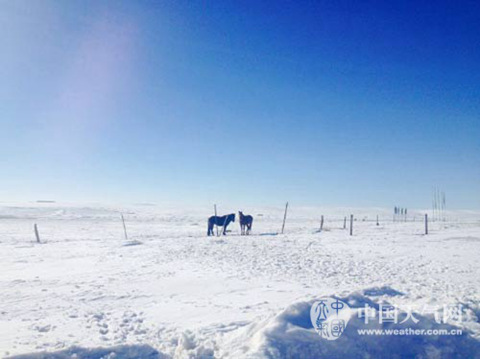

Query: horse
207 213 235 236
239 211 253 235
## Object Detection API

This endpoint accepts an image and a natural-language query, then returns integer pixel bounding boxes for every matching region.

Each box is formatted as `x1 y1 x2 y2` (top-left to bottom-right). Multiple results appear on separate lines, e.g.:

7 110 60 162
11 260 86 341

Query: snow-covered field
1 203 479 358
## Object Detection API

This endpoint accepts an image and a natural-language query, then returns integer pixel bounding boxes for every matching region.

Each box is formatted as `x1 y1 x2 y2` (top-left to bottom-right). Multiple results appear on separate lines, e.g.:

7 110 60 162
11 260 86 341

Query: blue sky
1 1 479 208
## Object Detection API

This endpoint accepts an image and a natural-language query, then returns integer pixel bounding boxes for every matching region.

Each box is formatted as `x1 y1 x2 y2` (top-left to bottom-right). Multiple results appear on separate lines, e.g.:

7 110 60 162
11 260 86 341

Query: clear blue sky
1 1 479 208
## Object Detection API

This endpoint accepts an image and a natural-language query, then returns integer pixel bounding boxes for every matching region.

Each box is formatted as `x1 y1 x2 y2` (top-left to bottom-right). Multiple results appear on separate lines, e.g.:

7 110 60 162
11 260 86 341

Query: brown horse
208 213 235 236
239 211 253 235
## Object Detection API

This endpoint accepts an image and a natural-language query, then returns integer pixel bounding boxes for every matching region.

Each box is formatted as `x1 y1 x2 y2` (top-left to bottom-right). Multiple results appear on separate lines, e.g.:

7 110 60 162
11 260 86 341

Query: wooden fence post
376 215 379 226
121 214 128 240
34 223 41 243
343 216 346 229
349 214 353 236
320 215 324 232
281 202 289 234
425 214 428 235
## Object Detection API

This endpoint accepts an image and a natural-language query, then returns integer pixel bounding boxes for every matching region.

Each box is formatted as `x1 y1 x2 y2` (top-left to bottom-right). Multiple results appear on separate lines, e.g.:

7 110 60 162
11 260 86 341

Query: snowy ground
1 203 479 358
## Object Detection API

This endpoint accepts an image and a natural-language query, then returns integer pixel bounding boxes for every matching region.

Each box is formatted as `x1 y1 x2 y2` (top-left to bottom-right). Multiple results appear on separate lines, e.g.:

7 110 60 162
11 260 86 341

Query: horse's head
230 213 235 222
238 211 243 218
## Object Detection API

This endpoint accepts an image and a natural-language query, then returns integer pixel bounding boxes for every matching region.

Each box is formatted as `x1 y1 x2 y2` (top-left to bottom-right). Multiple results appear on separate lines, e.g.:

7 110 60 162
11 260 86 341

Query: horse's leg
224 219 231 235
208 221 213 236
222 218 229 235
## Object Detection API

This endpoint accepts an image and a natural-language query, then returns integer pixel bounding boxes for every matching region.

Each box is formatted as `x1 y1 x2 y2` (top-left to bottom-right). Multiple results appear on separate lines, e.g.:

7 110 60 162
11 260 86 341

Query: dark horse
239 211 253 235
207 213 235 236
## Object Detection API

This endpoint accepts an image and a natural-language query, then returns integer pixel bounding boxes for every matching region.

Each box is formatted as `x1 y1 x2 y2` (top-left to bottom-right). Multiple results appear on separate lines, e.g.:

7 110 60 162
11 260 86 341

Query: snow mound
362 285 404 297
222 290 480 359
173 331 215 359
8 344 166 359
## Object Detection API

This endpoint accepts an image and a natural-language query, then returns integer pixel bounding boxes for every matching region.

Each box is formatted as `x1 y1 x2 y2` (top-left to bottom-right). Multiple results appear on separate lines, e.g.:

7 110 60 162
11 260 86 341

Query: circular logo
310 298 352 340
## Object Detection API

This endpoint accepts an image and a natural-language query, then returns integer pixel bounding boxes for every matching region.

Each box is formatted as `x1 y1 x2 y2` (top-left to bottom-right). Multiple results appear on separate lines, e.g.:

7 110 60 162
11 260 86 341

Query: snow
1 203 479 358
220 291 480 359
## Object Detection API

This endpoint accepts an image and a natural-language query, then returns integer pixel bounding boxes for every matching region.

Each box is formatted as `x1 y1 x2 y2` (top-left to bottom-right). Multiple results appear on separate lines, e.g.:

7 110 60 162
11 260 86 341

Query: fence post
121 214 128 240
349 214 353 236
376 215 379 226
425 214 428 235
281 202 289 234
320 215 324 232
34 223 41 243
343 216 346 229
